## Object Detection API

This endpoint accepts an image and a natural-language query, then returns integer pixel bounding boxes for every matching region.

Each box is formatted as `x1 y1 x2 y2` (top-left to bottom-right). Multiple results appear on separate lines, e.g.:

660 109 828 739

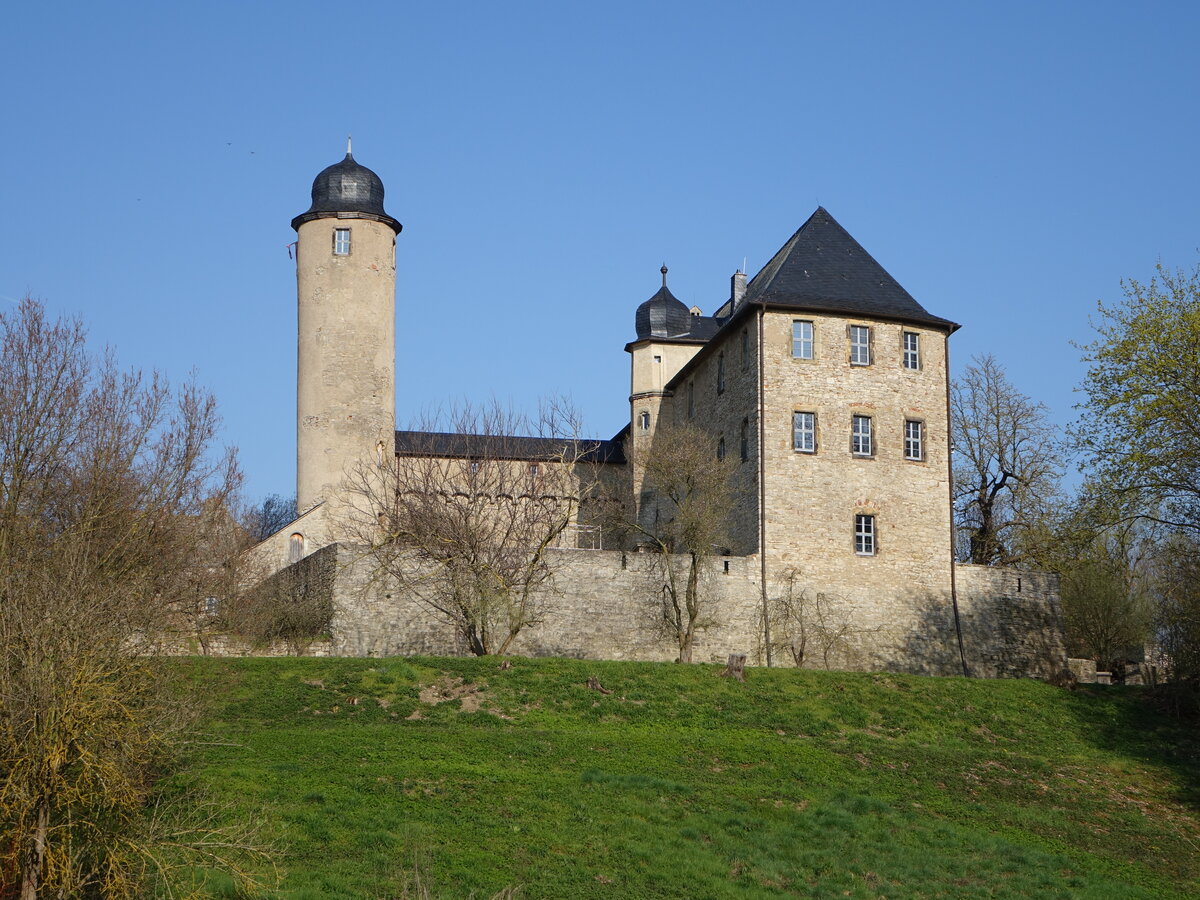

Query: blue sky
4 2 1198 502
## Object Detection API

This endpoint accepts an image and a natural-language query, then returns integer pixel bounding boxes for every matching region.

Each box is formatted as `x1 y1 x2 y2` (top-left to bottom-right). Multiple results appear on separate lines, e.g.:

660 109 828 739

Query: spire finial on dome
346 134 353 157
660 263 668 287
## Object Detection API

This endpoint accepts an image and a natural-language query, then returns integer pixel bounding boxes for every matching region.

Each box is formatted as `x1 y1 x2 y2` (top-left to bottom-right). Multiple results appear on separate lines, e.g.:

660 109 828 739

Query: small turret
634 265 692 339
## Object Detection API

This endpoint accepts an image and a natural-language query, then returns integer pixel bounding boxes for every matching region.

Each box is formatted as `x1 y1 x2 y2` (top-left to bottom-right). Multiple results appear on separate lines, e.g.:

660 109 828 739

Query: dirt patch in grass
419 676 512 719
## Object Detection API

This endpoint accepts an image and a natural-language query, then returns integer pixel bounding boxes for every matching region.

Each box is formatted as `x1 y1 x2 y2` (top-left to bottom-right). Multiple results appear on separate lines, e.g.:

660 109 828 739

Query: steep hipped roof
742 207 957 331
394 431 625 464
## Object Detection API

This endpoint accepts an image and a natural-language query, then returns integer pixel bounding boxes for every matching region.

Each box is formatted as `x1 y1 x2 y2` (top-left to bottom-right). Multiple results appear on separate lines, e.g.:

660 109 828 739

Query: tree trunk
20 800 49 900
720 654 747 681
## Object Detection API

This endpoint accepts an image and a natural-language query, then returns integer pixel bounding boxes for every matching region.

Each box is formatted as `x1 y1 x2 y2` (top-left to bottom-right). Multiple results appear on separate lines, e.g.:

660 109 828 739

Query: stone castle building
251 146 1066 677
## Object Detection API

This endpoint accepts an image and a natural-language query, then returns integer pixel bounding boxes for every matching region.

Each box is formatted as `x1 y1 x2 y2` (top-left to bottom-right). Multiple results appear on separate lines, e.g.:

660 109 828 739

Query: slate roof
394 431 625 464
632 286 723 344
741 207 957 331
292 151 402 234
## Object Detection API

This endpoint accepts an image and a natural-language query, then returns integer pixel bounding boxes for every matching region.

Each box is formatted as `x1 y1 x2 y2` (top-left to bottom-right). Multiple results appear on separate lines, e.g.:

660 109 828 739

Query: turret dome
634 265 692 339
291 146 401 234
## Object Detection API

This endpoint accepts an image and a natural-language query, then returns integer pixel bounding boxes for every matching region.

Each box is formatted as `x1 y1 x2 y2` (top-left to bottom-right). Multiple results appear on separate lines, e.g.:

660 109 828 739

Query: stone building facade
246 148 1066 678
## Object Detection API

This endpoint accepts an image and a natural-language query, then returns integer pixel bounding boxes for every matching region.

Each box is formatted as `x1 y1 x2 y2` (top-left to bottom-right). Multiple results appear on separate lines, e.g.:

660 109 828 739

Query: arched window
638 410 650 430
289 532 305 564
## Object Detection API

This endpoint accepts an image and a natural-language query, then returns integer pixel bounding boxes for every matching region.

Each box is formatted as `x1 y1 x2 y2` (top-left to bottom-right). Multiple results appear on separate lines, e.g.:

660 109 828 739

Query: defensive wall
223 546 1066 679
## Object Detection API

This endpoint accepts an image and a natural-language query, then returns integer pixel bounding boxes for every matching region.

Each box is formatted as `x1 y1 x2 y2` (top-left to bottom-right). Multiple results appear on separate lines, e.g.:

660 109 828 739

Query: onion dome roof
634 265 695 340
291 143 401 233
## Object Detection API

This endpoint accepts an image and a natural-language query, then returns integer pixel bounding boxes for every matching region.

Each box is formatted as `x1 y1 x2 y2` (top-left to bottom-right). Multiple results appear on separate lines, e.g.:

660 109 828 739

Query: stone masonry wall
656 316 762 555
955 565 1066 679
313 544 1063 678
327 546 766 663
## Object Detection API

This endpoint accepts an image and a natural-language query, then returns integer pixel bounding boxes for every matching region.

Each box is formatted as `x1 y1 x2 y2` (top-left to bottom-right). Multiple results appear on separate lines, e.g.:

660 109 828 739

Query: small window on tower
333 228 351 256
639 410 650 430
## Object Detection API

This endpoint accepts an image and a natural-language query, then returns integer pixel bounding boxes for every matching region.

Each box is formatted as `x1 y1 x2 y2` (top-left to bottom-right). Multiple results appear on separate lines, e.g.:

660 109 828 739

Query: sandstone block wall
759 311 954 593
305 545 1063 679
955 565 1066 679
655 315 762 554
296 216 396 515
327 546 766 663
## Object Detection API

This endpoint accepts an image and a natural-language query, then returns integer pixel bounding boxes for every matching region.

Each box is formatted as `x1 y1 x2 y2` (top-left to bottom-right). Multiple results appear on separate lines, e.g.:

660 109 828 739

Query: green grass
170 656 1200 898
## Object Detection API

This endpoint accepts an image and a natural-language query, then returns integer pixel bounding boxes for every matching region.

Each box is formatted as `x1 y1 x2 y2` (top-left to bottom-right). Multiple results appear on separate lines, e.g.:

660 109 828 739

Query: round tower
292 141 402 515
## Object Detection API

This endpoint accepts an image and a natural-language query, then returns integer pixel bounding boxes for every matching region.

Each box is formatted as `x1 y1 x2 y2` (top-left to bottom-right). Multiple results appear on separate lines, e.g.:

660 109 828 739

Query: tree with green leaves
1074 262 1200 533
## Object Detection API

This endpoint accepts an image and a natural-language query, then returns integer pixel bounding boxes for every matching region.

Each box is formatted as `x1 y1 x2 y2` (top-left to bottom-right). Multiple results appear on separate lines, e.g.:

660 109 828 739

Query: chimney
731 270 747 307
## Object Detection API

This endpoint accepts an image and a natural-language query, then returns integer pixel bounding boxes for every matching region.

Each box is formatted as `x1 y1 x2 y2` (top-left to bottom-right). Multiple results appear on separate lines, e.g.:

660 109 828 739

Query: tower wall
295 216 396 515
759 310 954 602
627 341 703 525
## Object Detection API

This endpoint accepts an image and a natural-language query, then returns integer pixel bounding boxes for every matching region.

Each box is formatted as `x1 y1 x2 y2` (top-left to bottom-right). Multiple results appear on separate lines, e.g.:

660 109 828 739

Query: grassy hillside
173 656 1200 899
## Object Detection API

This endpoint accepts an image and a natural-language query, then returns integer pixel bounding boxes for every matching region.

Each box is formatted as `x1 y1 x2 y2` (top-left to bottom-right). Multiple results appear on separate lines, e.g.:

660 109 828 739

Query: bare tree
0 299 268 897
620 423 735 663
244 492 298 542
343 399 601 656
951 354 1063 565
765 568 878 669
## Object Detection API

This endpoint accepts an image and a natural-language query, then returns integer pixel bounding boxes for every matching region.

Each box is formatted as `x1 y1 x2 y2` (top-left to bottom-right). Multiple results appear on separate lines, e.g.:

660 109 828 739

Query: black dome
634 285 693 340
291 152 401 233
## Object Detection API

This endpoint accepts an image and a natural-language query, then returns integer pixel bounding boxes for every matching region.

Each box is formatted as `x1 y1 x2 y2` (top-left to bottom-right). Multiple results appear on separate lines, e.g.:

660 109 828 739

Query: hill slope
177 656 1200 899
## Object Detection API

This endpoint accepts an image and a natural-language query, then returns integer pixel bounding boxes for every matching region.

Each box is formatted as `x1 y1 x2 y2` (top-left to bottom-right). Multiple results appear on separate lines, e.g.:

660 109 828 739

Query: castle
251 145 1066 677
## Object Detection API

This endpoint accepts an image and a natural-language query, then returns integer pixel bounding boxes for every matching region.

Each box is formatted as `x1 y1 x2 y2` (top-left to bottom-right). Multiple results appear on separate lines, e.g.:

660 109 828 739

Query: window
740 418 749 461
654 354 662 365
904 420 924 460
792 320 814 359
793 411 816 453
717 436 726 460
855 514 876 556
203 596 219 616
469 461 480 475
638 410 650 430
333 228 351 256
717 353 726 394
741 329 749 370
528 463 539 478
903 331 920 370
288 533 305 564
851 414 873 456
850 325 871 365
687 381 695 417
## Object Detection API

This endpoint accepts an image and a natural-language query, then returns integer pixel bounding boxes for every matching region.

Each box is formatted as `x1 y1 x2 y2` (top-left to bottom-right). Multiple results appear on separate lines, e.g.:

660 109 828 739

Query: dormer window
333 228 351 256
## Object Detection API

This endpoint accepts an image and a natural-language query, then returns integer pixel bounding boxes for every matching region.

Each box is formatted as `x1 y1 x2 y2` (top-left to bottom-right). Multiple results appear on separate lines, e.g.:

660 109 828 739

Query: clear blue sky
4 1 1198 502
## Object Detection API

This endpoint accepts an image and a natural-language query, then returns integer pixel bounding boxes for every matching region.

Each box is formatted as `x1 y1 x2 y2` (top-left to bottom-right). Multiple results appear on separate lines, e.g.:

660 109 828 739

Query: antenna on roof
346 134 353 156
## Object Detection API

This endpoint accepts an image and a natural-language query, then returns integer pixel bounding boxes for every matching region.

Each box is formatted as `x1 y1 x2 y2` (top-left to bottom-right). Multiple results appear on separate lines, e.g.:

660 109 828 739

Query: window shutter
868 326 875 364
